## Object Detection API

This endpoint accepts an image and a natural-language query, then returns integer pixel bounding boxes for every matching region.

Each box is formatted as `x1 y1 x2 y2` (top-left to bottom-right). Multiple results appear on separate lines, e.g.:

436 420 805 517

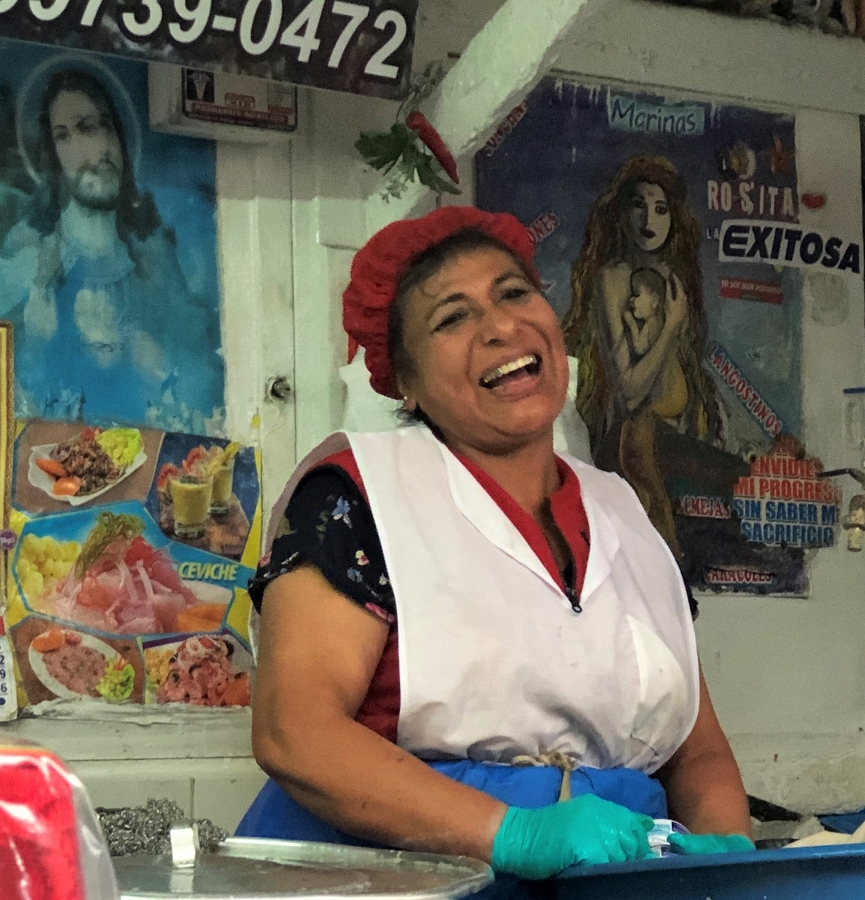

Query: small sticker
0 530 18 552
0 633 18 719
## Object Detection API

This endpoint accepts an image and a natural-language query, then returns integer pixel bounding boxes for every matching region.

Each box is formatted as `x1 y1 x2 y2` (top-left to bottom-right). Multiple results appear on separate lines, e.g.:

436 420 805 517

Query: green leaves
356 123 461 201
76 511 145 579
415 156 461 195
355 61 460 201
355 123 414 174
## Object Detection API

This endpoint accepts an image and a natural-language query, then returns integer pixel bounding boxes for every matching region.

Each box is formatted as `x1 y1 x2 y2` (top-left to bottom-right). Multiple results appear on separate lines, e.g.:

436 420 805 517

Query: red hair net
343 206 538 398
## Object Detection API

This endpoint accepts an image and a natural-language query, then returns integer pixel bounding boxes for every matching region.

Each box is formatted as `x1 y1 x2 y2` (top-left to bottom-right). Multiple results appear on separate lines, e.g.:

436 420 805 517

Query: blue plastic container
550 844 865 899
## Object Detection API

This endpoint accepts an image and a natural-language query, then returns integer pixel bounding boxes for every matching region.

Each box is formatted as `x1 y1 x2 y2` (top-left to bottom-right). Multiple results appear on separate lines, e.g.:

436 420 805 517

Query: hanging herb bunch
356 62 461 201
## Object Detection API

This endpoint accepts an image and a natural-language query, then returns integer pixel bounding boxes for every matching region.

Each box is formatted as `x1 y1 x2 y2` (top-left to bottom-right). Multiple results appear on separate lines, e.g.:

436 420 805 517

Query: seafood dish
155 636 250 707
29 427 146 505
29 626 134 701
17 512 227 636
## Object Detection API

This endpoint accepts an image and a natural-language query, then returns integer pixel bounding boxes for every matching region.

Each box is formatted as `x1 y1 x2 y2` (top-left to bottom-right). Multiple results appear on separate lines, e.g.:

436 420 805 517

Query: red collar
451 450 590 595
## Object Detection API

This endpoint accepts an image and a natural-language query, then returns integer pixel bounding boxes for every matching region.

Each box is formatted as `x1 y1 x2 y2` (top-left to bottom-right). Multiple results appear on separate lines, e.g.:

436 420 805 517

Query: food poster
0 41 225 435
3 420 261 712
476 79 841 595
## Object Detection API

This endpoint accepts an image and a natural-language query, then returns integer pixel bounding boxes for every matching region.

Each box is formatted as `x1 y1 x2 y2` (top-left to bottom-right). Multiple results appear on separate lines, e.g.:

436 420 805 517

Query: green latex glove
491 794 654 880
667 833 755 856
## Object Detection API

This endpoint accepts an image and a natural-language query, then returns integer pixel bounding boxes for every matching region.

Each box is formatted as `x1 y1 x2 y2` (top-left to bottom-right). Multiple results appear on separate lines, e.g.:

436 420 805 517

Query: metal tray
113 836 494 900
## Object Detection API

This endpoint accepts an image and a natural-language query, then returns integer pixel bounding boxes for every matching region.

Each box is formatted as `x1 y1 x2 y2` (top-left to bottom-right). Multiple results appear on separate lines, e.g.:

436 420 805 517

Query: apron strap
510 752 577 802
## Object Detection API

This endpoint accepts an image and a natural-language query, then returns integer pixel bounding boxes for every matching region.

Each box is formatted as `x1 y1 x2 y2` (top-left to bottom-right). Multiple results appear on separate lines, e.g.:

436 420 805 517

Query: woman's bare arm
599 269 686 412
654 669 752 838
252 565 507 860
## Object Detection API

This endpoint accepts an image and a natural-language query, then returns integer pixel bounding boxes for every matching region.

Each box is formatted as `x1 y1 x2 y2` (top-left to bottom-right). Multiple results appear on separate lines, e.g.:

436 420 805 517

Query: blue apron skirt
236 760 667 898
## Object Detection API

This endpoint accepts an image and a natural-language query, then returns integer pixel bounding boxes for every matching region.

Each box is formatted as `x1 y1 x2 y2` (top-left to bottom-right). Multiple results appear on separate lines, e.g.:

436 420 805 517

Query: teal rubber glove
667 833 755 856
490 794 655 880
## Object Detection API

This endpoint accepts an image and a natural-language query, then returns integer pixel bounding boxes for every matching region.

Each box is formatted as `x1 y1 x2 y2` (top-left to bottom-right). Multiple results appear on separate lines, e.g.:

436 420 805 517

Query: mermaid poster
476 80 833 596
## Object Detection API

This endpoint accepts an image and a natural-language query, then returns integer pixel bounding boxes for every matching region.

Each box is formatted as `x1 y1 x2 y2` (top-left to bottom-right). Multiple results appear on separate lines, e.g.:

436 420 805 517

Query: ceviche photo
146 635 251 707
16 511 229 636
28 626 135 702
28 427 146 506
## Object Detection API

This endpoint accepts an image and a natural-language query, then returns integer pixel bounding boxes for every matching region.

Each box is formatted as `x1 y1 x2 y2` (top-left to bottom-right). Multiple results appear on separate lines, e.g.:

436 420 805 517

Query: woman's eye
655 204 668 215
434 311 466 332
502 287 529 301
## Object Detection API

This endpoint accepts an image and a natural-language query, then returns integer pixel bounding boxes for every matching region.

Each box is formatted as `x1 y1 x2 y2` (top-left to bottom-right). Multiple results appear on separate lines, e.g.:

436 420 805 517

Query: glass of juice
169 473 213 538
209 455 235 514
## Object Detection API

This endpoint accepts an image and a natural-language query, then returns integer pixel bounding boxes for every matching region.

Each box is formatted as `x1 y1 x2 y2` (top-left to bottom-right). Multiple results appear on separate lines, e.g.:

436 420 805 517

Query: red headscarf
343 206 538 398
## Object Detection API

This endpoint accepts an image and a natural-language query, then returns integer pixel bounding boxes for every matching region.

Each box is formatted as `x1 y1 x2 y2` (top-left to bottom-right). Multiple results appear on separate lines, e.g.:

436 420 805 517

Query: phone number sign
0 0 418 99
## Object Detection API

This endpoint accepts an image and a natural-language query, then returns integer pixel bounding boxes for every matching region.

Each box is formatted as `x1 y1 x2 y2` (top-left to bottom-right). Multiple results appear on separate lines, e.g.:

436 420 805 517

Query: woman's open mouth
479 354 542 390
641 228 656 239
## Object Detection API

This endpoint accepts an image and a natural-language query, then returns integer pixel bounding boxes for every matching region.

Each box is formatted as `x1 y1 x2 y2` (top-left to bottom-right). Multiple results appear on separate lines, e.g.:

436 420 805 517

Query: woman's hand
668 833 755 856
654 670 752 842
491 794 654 879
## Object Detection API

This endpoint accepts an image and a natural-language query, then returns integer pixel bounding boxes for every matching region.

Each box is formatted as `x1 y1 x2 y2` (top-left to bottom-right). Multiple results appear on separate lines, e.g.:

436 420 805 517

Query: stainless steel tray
114 836 494 899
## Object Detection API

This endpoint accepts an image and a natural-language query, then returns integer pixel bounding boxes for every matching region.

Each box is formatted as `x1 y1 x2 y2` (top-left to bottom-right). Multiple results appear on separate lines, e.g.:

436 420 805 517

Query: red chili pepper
406 111 459 184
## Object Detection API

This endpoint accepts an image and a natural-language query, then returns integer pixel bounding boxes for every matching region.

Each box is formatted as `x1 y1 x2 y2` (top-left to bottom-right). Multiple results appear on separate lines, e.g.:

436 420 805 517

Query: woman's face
397 247 569 455
624 182 671 253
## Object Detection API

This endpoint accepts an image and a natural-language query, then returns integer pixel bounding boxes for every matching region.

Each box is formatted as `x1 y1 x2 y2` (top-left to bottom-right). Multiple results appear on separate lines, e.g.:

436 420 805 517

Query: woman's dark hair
27 69 161 243
386 227 538 394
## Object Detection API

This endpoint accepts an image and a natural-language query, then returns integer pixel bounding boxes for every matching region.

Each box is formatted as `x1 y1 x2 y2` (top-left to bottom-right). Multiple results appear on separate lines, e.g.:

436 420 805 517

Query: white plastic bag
339 349 401 432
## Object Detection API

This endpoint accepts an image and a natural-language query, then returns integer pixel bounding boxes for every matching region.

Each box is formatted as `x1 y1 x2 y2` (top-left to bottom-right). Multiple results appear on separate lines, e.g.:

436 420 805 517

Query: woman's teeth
480 354 539 387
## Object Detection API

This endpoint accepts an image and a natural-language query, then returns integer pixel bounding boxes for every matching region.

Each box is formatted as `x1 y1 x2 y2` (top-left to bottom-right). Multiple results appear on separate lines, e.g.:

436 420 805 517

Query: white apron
268 427 699 775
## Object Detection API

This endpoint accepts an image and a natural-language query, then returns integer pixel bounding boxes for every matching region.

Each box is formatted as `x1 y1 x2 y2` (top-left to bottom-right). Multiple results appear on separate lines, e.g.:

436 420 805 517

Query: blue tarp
819 811 865 834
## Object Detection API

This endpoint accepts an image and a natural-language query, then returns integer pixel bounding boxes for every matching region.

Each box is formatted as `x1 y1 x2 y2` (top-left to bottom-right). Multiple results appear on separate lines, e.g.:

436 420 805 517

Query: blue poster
476 79 831 595
0 41 225 435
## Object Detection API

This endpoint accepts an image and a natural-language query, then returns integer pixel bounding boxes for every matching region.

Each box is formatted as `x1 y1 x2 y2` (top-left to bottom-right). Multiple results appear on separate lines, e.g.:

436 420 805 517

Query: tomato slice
124 536 156 568
52 477 81 496
36 457 68 478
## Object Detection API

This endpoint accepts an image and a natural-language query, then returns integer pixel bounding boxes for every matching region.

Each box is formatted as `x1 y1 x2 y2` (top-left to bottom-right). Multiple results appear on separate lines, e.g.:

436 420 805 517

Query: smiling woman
386 227 570 462
238 206 753 888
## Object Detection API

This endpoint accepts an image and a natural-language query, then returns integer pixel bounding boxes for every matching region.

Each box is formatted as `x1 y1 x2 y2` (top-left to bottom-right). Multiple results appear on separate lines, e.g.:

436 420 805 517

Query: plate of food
28 626 135 702
152 634 251 707
23 510 232 636
28 427 146 506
